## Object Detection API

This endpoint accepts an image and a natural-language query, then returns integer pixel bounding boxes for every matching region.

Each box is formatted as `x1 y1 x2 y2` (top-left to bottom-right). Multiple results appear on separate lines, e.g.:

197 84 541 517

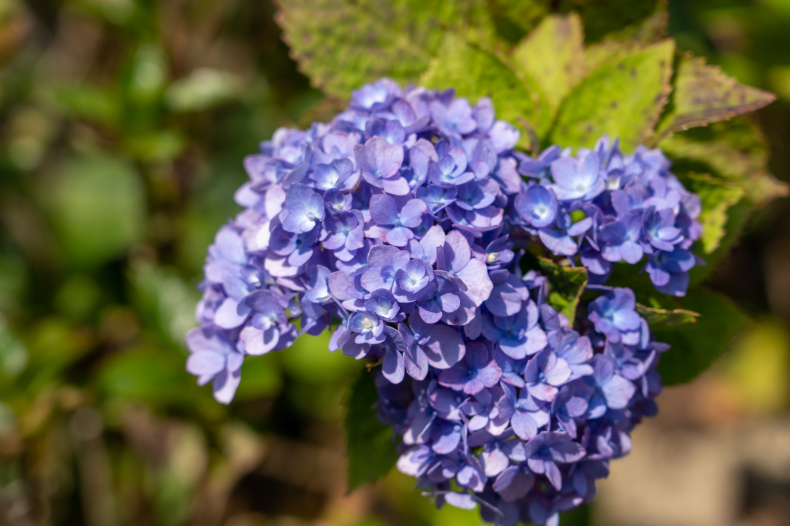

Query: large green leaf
513 14 586 114
422 33 552 141
345 368 399 491
551 39 674 150
678 173 745 254
275 0 495 98
654 56 776 143
536 257 588 326
656 288 749 385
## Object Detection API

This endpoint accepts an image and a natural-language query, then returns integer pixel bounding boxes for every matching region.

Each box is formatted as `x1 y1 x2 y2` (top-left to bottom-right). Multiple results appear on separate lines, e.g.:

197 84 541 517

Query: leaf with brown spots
653 56 776 142
512 14 586 114
550 39 674 150
275 0 497 99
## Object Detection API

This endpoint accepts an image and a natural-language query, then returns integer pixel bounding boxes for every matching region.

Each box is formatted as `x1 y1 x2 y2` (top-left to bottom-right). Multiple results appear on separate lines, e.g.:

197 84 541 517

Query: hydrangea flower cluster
185 79 701 525
377 286 667 526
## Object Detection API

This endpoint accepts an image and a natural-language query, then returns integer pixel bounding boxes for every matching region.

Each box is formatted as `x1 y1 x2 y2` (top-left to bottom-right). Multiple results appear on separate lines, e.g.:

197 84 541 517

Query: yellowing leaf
551 39 675 150
513 14 585 113
654 56 776 142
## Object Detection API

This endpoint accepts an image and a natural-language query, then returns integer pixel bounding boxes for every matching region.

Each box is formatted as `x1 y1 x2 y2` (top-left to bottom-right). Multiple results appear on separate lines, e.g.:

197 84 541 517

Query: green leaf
551 39 674 150
679 173 745 254
46 153 145 267
660 117 788 206
654 56 776 143
345 368 398 491
661 118 787 283
636 304 699 327
536 257 588 326
512 14 585 114
421 33 551 143
656 288 749 385
275 0 495 98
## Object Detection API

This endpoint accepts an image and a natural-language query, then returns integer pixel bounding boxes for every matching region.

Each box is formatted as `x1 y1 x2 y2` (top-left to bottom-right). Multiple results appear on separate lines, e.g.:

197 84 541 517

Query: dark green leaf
536 258 588 326
655 288 750 385
512 14 586 113
345 368 399 491
582 1 669 70
661 117 788 283
275 0 496 98
654 56 776 143
486 0 550 45
421 33 551 144
551 39 674 150
636 304 699 327
559 0 665 43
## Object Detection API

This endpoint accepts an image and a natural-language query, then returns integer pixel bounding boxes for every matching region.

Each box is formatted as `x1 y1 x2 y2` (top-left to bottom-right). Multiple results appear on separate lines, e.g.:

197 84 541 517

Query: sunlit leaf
551 39 674 150
513 14 585 113
679 173 745 254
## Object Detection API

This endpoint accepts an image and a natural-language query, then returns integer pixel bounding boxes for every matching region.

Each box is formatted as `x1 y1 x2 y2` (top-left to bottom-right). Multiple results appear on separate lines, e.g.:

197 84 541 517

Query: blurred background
0 1 789 525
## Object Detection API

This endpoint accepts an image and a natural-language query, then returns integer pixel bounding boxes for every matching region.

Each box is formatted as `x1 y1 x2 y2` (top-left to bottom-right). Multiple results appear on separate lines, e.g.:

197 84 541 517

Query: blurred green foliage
0 1 788 526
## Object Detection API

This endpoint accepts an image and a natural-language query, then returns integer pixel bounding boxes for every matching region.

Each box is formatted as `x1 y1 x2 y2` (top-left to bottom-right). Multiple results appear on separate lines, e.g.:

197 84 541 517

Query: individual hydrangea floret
187 78 702 525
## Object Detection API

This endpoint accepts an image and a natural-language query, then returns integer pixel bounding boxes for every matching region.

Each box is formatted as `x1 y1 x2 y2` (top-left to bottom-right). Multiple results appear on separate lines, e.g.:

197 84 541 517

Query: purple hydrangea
187 79 702 525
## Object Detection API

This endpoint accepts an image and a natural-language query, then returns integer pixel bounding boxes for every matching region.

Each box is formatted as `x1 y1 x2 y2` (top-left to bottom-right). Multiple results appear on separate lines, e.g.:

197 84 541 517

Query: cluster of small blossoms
185 79 699 524
512 134 702 295
377 286 667 526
